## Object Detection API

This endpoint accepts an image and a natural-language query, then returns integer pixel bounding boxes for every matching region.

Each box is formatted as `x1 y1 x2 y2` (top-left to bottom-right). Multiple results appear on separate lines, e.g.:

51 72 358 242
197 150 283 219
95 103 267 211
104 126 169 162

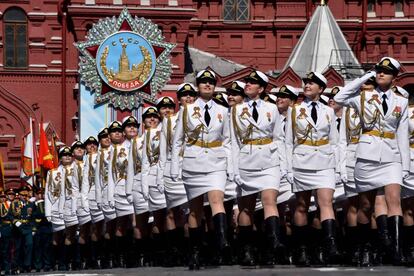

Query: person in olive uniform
0 189 16 275
12 186 34 273
32 187 53 272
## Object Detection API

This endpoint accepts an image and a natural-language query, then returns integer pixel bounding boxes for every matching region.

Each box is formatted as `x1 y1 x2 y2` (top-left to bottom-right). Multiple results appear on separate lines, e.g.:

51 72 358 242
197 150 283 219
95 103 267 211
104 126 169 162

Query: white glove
126 194 133 204
341 174 348 184
15 221 22 227
171 174 179 182
32 231 36 236
335 173 342 184
157 184 164 194
286 173 294 184
142 185 149 200
46 216 52 222
403 170 410 180
280 169 288 179
109 201 115 209
59 213 64 219
234 175 244 186
29 197 36 203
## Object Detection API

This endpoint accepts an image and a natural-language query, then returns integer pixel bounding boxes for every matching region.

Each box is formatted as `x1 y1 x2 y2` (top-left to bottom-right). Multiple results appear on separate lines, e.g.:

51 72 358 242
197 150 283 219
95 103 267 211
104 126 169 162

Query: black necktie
204 104 211 126
336 118 341 132
382 94 388 114
252 101 259 122
283 117 287 133
311 102 318 123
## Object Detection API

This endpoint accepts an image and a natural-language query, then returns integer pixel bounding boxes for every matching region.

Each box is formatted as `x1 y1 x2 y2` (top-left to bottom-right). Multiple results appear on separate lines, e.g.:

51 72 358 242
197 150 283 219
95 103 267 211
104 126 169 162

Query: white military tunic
157 114 188 209
338 107 361 198
171 98 233 201
108 140 135 217
127 135 149 215
45 167 65 232
142 124 167 212
73 159 91 225
60 163 79 227
285 99 340 192
278 113 294 204
334 72 409 192
230 99 286 197
95 146 117 221
402 105 414 198
82 152 104 223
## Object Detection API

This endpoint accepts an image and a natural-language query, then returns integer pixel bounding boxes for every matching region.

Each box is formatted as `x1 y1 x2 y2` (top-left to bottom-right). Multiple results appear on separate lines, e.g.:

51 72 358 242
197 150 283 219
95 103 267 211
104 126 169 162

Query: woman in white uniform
81 136 105 268
400 86 414 265
71 140 91 269
231 71 286 265
285 72 341 266
171 69 233 269
59 143 80 270
140 107 167 266
157 89 195 266
334 57 409 266
95 123 118 268
108 117 138 267
125 116 149 267
45 147 68 270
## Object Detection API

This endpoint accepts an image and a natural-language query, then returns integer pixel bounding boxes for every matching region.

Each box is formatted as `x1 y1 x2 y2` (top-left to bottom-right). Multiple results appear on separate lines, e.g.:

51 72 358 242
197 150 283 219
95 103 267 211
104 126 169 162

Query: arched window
223 0 249 22
395 0 404 17
367 0 376 17
3 8 28 68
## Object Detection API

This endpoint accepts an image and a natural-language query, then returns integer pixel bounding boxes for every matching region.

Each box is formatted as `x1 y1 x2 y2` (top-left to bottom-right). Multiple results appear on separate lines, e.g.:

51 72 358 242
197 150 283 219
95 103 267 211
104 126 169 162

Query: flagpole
30 116 35 186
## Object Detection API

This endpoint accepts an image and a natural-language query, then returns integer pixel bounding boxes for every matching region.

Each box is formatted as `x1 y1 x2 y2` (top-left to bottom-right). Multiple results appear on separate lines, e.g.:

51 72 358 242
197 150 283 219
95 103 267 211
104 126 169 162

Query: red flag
38 116 55 170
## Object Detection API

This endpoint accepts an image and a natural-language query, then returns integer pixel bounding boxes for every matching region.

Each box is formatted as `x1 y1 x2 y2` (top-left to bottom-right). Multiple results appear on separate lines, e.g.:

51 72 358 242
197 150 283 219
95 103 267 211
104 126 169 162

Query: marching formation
1 56 414 274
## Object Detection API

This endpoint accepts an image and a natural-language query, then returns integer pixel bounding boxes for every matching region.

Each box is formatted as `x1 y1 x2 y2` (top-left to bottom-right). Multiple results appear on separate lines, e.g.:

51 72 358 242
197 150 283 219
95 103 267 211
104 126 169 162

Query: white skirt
131 174 149 215
63 199 78 227
149 185 167 212
76 199 91 225
278 179 294 204
88 200 105 223
182 170 226 201
355 159 402 193
101 186 116 221
224 180 237 202
164 176 188 209
402 172 414 199
114 179 134 217
345 165 358 198
334 183 347 204
237 166 280 198
51 214 65 232
293 168 335 193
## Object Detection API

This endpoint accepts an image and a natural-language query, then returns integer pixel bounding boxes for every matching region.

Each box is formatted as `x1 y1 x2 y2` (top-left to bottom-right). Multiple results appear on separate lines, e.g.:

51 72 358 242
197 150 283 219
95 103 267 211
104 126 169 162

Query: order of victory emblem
75 8 175 110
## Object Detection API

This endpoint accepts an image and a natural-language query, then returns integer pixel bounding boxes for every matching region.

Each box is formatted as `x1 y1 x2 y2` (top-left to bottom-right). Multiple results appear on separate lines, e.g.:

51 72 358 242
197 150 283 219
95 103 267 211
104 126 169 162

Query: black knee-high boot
213 213 231 265
238 225 256 266
322 219 342 264
292 225 310 266
358 223 373 267
404 225 414 266
387 216 404 265
263 216 285 265
345 226 359 265
188 227 202 270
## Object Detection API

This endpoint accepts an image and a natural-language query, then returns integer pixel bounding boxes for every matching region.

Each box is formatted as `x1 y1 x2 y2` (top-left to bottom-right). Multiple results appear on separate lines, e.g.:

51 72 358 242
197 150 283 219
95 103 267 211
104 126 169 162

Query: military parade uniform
107 123 135 218
32 189 53 272
45 167 65 232
61 161 79 228
334 58 409 265
11 189 34 272
126 131 147 215
401 90 414 199
157 98 188 209
285 72 341 265
141 108 167 212
0 190 14 274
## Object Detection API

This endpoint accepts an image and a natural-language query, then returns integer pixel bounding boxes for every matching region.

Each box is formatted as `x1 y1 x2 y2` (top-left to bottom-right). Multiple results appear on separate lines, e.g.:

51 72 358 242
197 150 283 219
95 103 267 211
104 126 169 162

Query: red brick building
1 0 413 187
